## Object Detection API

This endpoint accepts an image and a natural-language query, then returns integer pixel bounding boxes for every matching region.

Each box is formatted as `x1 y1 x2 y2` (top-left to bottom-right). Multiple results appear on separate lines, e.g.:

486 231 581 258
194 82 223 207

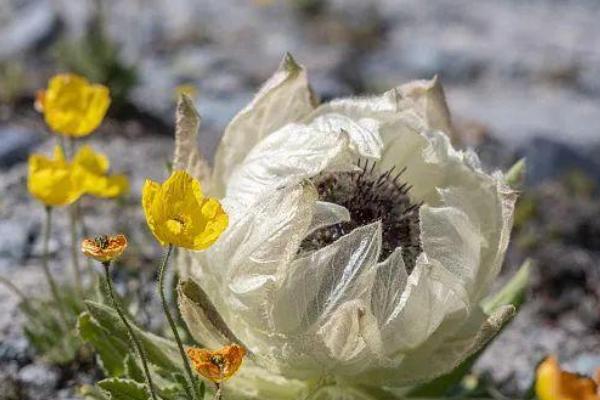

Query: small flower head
536 356 600 400
187 344 246 383
72 145 129 198
37 73 110 137
81 234 128 263
28 146 83 207
142 170 228 250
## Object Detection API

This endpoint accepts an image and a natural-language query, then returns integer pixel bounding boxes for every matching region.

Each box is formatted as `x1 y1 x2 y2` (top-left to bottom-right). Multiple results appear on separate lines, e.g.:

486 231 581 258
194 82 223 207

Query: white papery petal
420 205 483 301
212 54 316 196
369 248 408 326
397 76 454 138
226 362 308 400
225 124 357 216
270 222 382 335
306 201 351 236
439 180 517 302
310 113 383 159
381 258 469 355
305 88 399 122
264 223 382 378
359 305 515 387
184 184 316 355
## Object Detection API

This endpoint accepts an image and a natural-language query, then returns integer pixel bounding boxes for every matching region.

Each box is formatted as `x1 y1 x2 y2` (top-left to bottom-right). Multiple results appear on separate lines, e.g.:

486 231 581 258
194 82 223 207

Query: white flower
174 54 517 399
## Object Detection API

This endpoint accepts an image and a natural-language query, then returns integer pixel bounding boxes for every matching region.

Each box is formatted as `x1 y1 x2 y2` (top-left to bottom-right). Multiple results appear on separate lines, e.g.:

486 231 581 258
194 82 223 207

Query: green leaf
125 354 145 383
482 259 531 314
505 158 526 189
80 384 110 400
409 260 531 397
85 300 181 371
77 312 129 376
98 378 150 400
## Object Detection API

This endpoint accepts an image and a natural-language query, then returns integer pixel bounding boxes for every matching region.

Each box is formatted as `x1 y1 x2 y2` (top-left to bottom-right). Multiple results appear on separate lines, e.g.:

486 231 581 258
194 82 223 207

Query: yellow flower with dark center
36 73 110 137
186 344 246 383
81 234 128 263
142 170 228 250
72 145 129 198
536 356 600 400
28 146 83 207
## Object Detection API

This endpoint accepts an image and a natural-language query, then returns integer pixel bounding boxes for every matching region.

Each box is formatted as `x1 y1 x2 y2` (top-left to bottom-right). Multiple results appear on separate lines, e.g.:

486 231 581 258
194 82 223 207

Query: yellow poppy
72 145 129 198
187 344 246 383
142 170 228 250
37 73 110 137
28 146 83 207
536 356 600 400
81 234 128 263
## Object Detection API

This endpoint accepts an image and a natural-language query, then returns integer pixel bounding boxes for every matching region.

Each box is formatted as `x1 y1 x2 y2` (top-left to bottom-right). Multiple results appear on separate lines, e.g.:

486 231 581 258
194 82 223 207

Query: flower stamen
302 160 422 270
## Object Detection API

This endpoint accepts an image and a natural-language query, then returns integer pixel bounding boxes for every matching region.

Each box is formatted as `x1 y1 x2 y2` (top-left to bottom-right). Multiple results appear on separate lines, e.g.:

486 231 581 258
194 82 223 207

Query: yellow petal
28 149 83 207
142 170 228 250
42 73 110 137
142 179 167 246
73 145 110 174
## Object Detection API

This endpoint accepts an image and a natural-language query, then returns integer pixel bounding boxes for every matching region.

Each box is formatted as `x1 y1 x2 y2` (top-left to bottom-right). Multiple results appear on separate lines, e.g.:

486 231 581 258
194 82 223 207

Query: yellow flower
187 344 246 383
536 356 600 400
37 73 110 137
142 170 228 250
28 146 83 207
81 234 128 263
72 145 129 198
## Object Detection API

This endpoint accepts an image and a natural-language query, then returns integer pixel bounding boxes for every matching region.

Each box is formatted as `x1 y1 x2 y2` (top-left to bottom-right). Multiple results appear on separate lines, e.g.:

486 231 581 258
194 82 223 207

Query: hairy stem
158 244 198 400
213 383 222 400
102 262 159 400
41 207 69 327
69 204 83 296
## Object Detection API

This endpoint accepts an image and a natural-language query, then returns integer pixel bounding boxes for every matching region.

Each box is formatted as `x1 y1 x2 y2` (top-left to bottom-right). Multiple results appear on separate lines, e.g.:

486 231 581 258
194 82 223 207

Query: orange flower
187 344 246 383
536 356 600 400
81 234 128 263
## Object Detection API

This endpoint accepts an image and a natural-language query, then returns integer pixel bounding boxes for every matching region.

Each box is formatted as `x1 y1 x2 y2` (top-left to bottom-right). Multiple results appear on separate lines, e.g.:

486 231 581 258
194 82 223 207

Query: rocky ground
1 0 600 399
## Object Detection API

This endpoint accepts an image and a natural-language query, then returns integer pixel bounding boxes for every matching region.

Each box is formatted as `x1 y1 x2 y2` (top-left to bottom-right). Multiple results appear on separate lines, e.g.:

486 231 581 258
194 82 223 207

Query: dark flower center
94 235 110 249
301 160 422 270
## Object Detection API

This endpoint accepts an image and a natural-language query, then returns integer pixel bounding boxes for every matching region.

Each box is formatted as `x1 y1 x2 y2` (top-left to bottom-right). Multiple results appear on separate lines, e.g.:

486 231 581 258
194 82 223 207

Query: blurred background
1 0 600 399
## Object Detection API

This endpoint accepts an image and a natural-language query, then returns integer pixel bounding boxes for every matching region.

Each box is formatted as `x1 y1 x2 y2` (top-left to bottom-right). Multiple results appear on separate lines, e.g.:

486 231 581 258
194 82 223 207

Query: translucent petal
397 76 454 138
183 184 317 351
380 258 469 355
359 305 515 387
225 123 356 215
305 201 350 236
270 222 381 334
369 248 408 326
420 205 483 299
309 113 383 159
212 54 316 196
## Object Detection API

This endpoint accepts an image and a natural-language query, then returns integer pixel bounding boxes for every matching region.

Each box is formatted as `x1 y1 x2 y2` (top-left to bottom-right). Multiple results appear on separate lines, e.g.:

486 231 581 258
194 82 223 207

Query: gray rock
18 363 59 399
518 136 600 186
0 1 58 60
0 125 43 169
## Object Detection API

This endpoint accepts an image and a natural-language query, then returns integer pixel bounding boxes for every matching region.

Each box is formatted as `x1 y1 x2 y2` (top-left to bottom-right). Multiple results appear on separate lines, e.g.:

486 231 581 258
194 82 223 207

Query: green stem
158 244 197 400
56 134 67 155
0 276 31 308
68 137 75 159
102 262 159 400
69 204 83 296
213 383 222 400
41 207 69 328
